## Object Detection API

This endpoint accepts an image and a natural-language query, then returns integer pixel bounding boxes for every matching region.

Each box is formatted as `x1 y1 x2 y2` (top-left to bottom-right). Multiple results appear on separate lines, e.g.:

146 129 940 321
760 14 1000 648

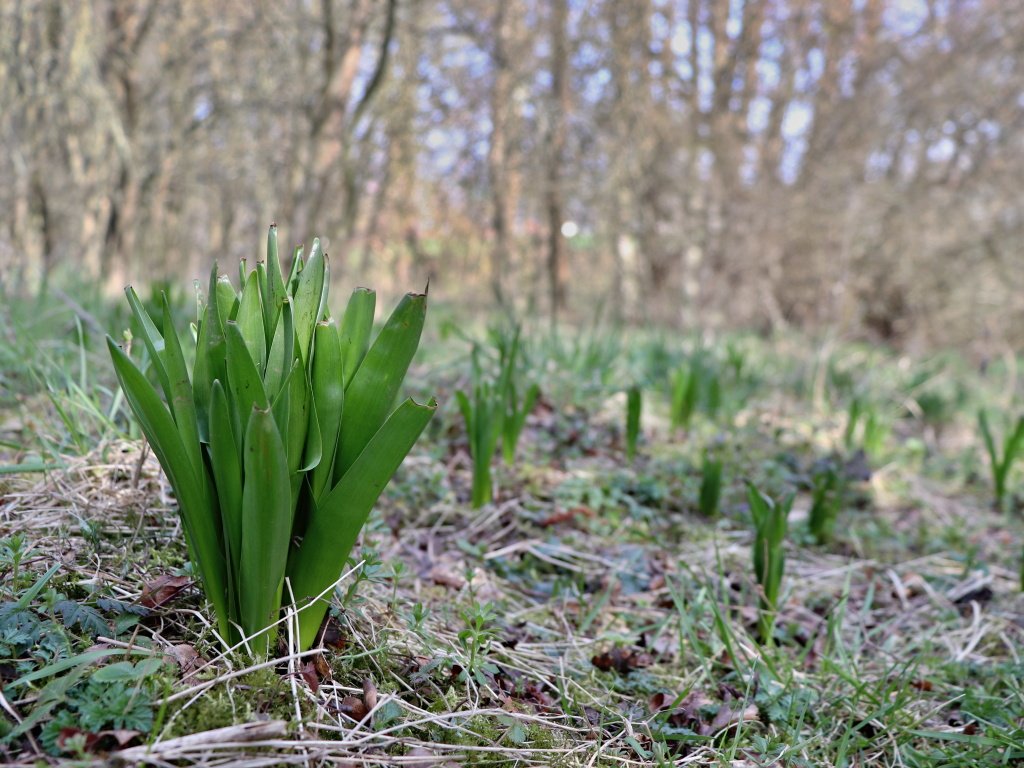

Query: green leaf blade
239 406 293 657
288 398 436 649
338 288 376 384
107 338 230 638
334 292 427 482
309 321 344 502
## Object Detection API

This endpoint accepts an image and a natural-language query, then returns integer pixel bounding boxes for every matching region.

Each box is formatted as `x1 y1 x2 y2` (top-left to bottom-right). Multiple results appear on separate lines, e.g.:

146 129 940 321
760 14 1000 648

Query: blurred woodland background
1 0 1022 351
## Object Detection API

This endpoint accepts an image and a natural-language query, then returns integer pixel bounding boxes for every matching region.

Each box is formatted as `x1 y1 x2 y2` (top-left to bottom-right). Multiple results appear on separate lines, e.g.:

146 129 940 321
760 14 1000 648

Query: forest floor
1 291 1023 766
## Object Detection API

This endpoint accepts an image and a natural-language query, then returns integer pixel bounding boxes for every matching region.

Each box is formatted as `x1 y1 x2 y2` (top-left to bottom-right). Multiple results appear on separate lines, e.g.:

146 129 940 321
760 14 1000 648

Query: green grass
1 285 1023 765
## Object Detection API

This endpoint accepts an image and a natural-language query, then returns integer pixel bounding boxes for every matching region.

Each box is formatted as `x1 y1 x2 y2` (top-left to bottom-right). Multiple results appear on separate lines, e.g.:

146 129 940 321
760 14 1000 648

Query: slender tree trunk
487 3 511 308
545 0 569 323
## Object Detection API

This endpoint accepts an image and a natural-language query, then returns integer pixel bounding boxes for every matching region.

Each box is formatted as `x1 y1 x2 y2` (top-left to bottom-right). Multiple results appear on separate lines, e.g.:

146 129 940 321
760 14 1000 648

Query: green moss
394 713 565 767
165 668 297 737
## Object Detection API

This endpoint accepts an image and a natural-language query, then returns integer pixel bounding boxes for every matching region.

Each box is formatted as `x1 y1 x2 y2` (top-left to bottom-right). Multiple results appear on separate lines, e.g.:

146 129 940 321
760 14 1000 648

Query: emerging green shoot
844 396 889 459
747 482 792 645
698 452 722 518
669 354 721 429
843 397 863 452
456 324 539 507
625 386 642 462
670 367 698 430
456 349 504 508
807 462 843 545
493 325 539 465
861 410 889 459
108 225 436 654
978 409 1024 514
724 339 746 381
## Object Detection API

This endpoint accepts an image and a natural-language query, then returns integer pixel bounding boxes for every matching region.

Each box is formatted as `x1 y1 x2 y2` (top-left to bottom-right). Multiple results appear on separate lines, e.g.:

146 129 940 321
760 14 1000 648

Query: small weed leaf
53 600 108 638
92 658 165 683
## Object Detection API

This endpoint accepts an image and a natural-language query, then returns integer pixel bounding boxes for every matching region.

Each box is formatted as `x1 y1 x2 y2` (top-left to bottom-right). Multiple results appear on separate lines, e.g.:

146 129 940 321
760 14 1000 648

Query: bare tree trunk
545 0 569 323
487 3 511 308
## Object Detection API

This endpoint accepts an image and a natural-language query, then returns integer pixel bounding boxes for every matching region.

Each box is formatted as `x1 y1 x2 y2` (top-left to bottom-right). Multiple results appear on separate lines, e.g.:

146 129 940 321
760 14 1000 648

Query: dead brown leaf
57 727 142 753
320 616 348 650
706 703 760 735
362 677 378 711
428 565 466 590
665 690 716 731
648 691 677 711
591 647 652 675
538 506 593 527
165 644 203 677
299 661 319 694
139 575 191 609
338 695 367 721
313 653 332 679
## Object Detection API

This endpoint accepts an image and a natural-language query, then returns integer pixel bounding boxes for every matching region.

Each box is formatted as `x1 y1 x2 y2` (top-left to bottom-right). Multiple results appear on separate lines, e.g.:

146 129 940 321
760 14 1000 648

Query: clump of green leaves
747 482 792 645
0 561 163 753
670 366 698 429
456 602 500 685
905 363 968 436
807 461 844 545
670 354 721 429
457 325 539 508
37 659 166 756
844 396 889 459
492 325 539 465
625 386 642 462
724 339 747 382
108 225 436 654
539 319 623 396
978 409 1024 514
457 349 505 508
698 452 722 518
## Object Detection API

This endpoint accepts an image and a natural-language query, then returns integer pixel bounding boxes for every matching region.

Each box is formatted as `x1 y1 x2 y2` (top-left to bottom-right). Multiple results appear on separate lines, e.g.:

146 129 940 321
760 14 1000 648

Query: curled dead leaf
313 653 332 680
428 565 466 590
362 677 378 711
648 692 675 711
139 575 191 609
538 506 593 527
591 647 652 675
319 616 348 650
166 644 203 677
57 727 141 753
299 661 319 694
338 695 368 721
706 703 760 736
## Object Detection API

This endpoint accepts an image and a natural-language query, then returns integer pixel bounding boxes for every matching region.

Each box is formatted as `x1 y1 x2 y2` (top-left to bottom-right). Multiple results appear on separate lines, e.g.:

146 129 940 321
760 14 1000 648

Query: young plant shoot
807 462 844 545
978 409 1024 514
699 453 723 518
456 348 505 508
747 482 792 645
108 225 436 655
457 325 539 507
625 386 642 462
670 354 721 429
496 326 539 465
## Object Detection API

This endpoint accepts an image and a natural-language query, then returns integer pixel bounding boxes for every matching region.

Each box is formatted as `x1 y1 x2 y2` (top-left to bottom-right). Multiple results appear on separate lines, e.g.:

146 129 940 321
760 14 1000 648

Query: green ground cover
1 285 1022 766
